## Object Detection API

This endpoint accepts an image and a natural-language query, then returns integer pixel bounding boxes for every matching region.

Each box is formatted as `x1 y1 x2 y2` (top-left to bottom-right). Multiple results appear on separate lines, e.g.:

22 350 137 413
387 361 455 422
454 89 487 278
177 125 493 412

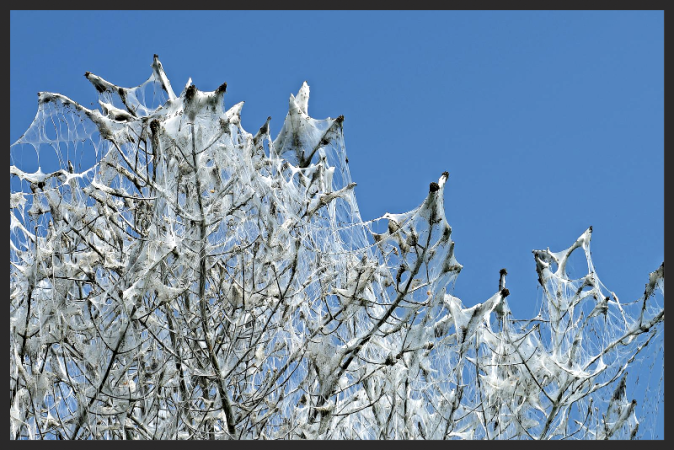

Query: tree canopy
10 56 664 440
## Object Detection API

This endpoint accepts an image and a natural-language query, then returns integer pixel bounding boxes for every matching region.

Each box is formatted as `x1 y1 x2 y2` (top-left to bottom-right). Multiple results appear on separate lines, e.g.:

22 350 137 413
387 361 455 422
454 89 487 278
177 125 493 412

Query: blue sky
10 10 664 437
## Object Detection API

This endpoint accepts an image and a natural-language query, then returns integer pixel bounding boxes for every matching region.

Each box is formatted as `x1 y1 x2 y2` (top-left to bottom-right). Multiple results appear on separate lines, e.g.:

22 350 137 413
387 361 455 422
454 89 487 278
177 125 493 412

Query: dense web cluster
10 56 664 440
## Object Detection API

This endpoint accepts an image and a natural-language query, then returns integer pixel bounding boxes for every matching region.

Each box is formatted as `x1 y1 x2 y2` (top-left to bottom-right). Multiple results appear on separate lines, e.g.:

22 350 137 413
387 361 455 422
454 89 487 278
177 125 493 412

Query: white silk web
9 55 663 440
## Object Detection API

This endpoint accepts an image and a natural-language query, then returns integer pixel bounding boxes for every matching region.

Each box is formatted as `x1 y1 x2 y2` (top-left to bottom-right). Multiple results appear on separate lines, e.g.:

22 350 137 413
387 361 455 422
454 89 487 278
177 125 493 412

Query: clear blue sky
10 10 664 437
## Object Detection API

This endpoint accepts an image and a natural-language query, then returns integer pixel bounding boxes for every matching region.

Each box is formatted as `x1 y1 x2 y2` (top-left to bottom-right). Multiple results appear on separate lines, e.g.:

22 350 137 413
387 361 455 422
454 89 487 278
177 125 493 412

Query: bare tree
10 55 664 440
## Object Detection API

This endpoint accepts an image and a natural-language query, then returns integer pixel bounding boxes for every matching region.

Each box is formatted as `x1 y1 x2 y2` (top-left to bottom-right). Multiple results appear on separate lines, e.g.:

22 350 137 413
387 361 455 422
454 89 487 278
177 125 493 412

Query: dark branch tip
215 82 227 95
185 84 197 101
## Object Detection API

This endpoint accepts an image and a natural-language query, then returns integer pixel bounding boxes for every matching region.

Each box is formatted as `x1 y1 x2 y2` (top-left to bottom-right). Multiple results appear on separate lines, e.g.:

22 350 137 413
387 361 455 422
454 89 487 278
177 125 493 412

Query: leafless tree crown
10 56 664 440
